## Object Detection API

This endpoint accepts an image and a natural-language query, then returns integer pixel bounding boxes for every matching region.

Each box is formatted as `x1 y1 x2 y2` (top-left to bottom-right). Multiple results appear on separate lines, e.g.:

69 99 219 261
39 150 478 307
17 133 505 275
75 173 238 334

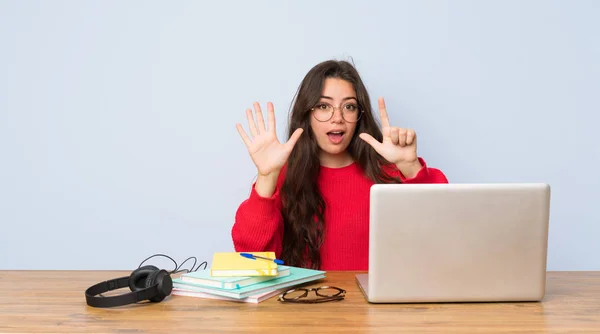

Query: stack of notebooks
172 251 325 303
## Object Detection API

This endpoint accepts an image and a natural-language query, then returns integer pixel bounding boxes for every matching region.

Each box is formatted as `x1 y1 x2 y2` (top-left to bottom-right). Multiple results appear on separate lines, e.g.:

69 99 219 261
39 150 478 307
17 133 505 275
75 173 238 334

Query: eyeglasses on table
278 286 346 303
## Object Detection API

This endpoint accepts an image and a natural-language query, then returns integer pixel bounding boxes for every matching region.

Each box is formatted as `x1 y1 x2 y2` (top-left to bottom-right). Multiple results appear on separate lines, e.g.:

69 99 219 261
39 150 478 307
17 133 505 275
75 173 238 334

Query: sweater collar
318 161 360 178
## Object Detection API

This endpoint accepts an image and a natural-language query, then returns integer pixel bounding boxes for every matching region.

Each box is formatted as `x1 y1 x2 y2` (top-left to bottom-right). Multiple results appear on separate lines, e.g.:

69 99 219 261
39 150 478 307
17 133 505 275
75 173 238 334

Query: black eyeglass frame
277 286 346 303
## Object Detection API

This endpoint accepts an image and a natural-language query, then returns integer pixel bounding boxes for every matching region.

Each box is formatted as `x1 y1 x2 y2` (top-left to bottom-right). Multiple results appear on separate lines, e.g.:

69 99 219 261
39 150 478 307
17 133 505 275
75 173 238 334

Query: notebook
181 266 291 289
172 287 286 303
173 266 325 299
210 251 279 277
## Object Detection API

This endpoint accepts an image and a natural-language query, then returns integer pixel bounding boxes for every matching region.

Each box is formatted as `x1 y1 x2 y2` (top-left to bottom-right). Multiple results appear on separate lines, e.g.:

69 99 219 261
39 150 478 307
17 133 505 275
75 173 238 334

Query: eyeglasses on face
277 286 346 303
310 102 364 123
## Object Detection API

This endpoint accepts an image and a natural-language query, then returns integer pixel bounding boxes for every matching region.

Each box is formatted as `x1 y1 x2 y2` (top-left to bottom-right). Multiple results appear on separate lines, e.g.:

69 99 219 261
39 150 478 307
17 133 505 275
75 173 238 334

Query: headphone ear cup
144 269 160 289
129 265 159 292
146 269 172 302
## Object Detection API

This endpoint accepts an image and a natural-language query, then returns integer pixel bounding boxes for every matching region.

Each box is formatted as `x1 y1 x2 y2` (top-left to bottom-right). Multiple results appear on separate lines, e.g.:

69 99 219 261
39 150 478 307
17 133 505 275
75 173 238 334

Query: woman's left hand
359 97 422 178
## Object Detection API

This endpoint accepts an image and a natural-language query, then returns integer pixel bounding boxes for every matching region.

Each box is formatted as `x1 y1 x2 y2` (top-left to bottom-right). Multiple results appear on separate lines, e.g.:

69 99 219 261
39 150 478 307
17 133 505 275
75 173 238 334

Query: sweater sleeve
231 175 285 257
392 157 449 184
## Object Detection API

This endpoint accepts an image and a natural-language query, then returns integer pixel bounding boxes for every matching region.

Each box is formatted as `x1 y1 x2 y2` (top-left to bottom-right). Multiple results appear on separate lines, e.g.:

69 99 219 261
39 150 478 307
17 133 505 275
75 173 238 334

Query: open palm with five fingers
236 102 304 177
359 97 420 167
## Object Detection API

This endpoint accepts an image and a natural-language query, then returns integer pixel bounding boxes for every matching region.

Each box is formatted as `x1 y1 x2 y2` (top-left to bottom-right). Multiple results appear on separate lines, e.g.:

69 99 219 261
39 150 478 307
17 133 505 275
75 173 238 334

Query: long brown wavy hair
280 60 401 269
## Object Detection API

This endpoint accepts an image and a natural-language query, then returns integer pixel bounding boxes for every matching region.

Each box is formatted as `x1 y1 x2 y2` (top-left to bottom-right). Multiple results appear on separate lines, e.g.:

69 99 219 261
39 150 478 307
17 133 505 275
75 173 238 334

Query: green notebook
173 266 325 299
181 266 291 289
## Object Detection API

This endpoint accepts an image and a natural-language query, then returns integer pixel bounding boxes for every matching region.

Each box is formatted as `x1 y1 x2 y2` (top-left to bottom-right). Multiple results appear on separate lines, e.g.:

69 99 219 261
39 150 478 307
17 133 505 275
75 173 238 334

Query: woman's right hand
236 102 304 178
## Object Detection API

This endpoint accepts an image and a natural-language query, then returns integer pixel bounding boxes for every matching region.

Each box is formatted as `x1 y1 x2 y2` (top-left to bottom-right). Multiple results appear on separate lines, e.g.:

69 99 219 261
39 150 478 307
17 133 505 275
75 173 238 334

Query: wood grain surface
1 270 599 333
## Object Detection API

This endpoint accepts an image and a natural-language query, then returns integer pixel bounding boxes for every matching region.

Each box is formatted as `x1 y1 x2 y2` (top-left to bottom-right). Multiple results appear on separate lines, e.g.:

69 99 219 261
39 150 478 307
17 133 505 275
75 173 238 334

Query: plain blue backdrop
1 0 598 270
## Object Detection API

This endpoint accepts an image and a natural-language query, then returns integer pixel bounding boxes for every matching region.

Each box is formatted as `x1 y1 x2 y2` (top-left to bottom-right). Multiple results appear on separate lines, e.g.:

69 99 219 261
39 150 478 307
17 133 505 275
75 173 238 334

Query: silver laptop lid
366 183 550 303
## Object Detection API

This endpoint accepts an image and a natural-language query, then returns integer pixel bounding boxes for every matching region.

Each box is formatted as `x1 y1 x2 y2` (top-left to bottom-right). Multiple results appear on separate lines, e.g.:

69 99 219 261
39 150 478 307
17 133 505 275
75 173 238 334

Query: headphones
84 254 207 308
85 265 172 308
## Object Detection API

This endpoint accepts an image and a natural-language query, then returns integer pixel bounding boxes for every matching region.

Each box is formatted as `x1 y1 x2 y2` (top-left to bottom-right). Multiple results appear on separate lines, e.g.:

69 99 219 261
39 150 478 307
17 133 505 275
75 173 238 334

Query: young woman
232 60 448 270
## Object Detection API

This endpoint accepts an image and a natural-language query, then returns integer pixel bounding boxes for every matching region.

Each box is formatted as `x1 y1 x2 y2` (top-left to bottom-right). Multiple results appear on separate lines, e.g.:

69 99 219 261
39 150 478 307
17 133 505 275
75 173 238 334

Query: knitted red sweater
231 157 448 271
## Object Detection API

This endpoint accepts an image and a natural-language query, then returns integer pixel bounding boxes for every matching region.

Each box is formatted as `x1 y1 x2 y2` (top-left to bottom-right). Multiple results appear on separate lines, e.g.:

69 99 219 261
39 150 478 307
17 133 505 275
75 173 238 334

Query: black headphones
84 254 207 308
85 265 173 308
85 254 208 307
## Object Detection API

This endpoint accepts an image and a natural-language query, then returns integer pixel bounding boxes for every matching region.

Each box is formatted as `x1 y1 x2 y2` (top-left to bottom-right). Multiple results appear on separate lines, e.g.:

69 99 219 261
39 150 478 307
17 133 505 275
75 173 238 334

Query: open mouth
327 131 345 144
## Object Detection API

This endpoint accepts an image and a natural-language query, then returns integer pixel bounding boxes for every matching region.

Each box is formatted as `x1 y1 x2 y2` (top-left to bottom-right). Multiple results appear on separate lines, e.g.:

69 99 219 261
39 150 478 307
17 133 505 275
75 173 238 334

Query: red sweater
231 157 448 271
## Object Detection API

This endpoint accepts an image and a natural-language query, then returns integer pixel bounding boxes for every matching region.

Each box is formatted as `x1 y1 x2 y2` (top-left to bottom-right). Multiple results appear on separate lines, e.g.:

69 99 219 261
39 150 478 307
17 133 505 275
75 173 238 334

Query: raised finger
236 123 252 148
285 128 304 151
246 108 258 137
378 97 391 128
359 133 383 152
267 102 276 134
254 102 266 133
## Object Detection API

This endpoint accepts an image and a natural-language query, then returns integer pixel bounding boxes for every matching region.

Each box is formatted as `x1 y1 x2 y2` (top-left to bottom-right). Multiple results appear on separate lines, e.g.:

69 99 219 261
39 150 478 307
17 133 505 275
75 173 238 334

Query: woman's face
310 78 360 168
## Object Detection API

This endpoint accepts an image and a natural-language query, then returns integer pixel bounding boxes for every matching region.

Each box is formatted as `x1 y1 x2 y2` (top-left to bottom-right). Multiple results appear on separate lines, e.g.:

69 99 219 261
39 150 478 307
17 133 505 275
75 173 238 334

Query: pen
240 253 284 265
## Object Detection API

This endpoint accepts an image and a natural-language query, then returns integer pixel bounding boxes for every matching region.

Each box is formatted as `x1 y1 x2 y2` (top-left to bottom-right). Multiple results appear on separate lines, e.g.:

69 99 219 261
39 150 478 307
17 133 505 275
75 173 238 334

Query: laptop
356 183 551 303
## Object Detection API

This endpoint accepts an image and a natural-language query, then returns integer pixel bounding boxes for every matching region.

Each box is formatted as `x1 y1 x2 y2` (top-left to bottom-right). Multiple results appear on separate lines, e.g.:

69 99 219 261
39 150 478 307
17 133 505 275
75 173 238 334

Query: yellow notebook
210 252 279 277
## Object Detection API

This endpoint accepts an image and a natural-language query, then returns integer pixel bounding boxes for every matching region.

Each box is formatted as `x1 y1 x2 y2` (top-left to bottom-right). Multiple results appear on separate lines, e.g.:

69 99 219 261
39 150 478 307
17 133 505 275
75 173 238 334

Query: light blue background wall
1 0 598 270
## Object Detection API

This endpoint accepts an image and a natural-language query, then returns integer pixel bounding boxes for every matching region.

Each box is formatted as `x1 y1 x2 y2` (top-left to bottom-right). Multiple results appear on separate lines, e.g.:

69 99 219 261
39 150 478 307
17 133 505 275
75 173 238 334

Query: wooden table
1 271 599 333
